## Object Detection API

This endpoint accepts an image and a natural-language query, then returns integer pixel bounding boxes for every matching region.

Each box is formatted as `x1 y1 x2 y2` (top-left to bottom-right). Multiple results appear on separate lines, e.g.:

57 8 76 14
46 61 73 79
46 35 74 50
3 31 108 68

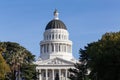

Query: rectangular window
44 72 46 77
48 72 50 77
47 44 49 52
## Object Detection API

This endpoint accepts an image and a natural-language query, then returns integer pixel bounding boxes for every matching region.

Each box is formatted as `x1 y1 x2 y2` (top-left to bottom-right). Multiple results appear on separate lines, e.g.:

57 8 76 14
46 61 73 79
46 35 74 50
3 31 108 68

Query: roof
45 19 67 30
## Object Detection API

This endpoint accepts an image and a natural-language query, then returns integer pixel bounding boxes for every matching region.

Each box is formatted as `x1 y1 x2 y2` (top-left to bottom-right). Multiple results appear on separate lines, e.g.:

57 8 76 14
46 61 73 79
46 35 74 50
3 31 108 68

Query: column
56 43 58 52
59 44 60 52
46 69 48 80
68 45 70 53
66 44 68 53
39 69 42 80
64 44 66 52
49 43 51 53
65 44 67 53
63 44 64 52
55 43 57 52
44 44 46 53
45 44 47 53
52 69 54 80
40 45 42 53
50 34 51 40
59 69 61 80
56 34 57 39
62 44 63 52
57 43 59 52
43 45 45 53
70 45 72 53
65 69 68 80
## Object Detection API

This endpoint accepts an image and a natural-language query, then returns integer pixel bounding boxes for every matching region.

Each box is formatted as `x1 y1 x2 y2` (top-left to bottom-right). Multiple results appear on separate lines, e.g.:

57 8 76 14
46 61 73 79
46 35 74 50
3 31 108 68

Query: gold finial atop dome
54 9 59 20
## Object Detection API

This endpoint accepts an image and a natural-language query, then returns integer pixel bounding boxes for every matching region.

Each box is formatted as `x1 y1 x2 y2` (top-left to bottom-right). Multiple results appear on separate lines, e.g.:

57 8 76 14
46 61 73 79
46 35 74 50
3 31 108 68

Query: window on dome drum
44 45 45 53
47 44 49 52
40 46 42 53
45 45 47 53
41 45 42 53
47 35 48 40
59 44 61 51
64 35 66 39
52 44 54 52
49 35 51 40
52 34 54 39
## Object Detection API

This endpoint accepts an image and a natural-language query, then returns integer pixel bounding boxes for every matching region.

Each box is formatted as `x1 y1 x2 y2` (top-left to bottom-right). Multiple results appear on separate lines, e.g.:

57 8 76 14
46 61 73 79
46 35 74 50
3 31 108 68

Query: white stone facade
40 29 72 60
35 10 77 80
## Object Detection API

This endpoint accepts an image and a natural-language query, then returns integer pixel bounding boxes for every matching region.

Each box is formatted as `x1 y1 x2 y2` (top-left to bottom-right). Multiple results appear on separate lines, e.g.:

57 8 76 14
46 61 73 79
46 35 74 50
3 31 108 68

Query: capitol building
35 10 77 80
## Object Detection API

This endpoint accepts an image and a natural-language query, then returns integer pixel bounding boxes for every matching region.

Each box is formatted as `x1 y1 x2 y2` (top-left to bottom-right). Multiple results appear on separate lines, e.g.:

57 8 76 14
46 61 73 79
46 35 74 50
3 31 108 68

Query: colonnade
37 69 69 80
41 43 72 53
44 33 68 40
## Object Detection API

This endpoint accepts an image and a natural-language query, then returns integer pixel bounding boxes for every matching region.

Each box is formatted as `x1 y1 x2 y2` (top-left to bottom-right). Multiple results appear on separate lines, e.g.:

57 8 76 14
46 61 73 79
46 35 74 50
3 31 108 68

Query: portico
36 57 76 80
37 68 69 80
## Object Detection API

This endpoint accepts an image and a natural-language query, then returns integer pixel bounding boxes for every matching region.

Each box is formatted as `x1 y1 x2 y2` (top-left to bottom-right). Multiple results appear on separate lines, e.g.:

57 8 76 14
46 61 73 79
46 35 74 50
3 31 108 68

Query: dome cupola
45 9 67 30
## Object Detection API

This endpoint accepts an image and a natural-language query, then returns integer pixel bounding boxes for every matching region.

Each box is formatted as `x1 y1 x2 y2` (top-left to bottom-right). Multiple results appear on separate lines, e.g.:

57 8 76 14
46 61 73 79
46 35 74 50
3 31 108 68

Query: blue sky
0 0 120 59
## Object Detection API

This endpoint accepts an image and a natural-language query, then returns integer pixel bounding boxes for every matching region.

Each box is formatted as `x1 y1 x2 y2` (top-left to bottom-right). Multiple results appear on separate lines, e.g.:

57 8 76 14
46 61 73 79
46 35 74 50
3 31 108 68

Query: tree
69 49 90 80
69 31 120 80
20 63 37 80
0 43 10 80
86 32 120 80
0 42 36 80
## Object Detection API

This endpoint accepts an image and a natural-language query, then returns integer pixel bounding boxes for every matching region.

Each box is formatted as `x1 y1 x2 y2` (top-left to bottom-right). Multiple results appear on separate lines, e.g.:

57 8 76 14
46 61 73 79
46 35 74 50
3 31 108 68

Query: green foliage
0 42 36 80
21 63 37 80
69 31 120 80
69 49 89 80
0 43 10 80
85 32 120 80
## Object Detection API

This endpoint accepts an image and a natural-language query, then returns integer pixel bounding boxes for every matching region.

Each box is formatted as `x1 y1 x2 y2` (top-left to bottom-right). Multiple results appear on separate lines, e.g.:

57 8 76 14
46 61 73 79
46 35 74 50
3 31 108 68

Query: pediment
36 57 75 65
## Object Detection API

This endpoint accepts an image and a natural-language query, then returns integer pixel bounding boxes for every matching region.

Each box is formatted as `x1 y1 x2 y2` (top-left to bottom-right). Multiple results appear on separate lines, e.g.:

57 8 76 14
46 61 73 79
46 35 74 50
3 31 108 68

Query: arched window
52 44 54 52
44 45 46 53
59 44 61 52
40 45 42 53
47 35 48 40
59 34 61 39
64 45 66 52
52 34 54 39
64 35 66 40
47 44 49 52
